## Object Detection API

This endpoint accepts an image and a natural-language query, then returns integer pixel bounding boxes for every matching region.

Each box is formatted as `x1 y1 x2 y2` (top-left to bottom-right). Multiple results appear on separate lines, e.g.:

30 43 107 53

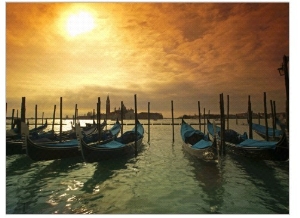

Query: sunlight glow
66 11 95 36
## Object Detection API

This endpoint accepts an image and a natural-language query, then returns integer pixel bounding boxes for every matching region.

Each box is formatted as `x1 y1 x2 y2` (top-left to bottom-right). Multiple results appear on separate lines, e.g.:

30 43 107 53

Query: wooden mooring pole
74 104 77 125
203 108 206 134
219 93 225 155
35 105 37 129
198 101 201 131
263 92 269 141
148 102 150 143
99 99 101 134
97 97 101 143
283 55 289 131
171 100 174 143
60 97 62 142
52 105 56 131
134 94 138 157
227 95 229 130
219 94 222 153
96 102 99 137
270 100 275 138
93 109 95 124
76 108 79 123
248 95 253 139
11 109 15 129
121 101 124 135
21 97 26 124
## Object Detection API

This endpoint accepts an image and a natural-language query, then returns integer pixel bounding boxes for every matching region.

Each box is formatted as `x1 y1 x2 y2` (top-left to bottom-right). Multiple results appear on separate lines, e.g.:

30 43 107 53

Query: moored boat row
6 117 288 163
206 119 288 161
180 118 288 162
180 119 218 162
9 119 145 163
76 120 144 162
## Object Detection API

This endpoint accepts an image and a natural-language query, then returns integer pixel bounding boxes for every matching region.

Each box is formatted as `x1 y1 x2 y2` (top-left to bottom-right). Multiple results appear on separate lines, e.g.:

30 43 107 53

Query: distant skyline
5 2 289 119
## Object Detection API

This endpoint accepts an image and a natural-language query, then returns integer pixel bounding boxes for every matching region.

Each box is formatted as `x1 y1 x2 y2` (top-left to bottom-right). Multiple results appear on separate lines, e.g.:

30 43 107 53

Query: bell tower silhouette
106 95 110 116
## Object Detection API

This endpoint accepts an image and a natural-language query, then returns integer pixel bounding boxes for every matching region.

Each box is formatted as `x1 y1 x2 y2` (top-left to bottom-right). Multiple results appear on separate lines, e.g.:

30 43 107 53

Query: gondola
6 139 26 155
66 120 106 140
251 122 283 141
207 119 289 161
76 120 144 163
180 119 218 162
70 120 106 132
6 118 48 140
6 119 51 155
6 129 57 155
6 120 105 156
22 120 121 161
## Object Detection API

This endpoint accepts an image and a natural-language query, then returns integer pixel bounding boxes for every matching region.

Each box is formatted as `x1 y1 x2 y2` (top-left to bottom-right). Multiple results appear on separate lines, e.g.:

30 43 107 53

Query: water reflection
6 156 83 214
231 155 289 213
6 154 35 173
184 154 224 213
81 158 128 194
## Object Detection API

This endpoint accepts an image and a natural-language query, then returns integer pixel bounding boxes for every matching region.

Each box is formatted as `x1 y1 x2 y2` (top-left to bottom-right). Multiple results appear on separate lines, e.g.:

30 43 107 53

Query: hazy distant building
137 112 163 120
75 96 164 120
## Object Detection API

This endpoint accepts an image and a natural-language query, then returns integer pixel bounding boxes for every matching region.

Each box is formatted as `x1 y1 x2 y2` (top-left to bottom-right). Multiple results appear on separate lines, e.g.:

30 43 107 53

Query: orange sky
5 2 289 118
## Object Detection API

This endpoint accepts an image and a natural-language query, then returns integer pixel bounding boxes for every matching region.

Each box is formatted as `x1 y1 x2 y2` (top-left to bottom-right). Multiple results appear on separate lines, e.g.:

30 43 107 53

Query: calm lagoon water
6 119 289 214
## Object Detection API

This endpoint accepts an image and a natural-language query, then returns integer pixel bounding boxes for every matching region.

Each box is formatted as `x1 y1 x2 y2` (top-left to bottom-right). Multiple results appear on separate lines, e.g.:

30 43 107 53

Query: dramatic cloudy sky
5 2 289 118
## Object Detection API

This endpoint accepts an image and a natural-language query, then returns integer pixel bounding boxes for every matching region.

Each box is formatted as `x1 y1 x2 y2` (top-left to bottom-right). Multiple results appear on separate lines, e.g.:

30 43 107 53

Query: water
6 119 289 214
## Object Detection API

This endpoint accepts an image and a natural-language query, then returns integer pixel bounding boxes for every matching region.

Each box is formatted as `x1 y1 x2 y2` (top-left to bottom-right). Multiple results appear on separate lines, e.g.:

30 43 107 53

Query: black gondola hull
182 141 219 162
6 140 25 155
181 119 219 162
80 137 144 163
25 137 80 161
208 132 289 161
253 130 281 141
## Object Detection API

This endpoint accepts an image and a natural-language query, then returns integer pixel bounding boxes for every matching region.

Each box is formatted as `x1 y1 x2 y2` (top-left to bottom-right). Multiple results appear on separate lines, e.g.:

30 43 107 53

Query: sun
66 11 95 37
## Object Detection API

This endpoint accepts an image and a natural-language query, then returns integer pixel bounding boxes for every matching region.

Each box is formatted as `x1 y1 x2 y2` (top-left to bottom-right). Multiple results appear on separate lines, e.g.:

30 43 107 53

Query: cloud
6 3 289 118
